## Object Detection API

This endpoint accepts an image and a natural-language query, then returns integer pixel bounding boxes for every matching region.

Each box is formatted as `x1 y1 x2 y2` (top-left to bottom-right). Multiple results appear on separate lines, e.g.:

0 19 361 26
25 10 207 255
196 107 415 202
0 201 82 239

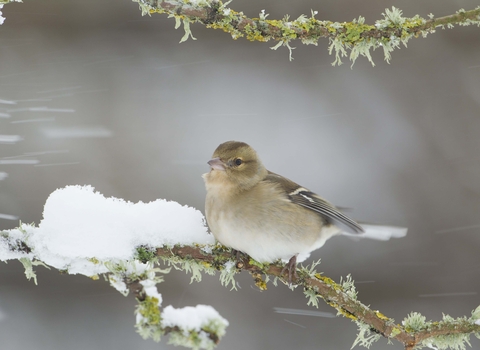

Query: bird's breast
205 183 340 263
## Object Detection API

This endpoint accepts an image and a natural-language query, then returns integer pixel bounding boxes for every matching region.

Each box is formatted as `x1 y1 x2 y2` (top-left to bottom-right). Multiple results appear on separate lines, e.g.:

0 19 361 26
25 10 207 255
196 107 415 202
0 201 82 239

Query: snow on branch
1 185 480 350
0 0 21 24
0 186 226 350
130 0 480 65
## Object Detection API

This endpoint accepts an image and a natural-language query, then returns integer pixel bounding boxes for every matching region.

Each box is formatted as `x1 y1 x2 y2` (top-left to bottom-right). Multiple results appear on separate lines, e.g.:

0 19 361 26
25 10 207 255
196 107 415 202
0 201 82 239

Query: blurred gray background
1 0 479 349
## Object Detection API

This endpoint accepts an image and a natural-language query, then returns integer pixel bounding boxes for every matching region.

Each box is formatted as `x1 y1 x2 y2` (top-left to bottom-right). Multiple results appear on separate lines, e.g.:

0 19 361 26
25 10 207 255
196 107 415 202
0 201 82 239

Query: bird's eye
234 158 243 166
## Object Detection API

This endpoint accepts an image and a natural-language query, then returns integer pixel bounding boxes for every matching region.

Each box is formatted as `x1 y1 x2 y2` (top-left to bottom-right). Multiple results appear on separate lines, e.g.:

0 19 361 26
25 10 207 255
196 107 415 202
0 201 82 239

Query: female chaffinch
203 141 406 281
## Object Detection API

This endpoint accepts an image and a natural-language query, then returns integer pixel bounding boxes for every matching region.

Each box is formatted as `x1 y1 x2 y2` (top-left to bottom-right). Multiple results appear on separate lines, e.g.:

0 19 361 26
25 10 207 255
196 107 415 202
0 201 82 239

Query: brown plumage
203 141 364 280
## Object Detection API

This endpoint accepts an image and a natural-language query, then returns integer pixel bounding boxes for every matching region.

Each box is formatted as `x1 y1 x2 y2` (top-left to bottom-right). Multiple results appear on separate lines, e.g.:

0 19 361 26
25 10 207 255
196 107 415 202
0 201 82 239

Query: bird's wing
265 171 364 234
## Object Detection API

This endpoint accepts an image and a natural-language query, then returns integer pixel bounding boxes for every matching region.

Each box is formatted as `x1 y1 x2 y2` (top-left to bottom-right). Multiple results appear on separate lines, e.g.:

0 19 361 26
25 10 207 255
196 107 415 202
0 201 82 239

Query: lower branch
156 245 480 349
1 223 479 350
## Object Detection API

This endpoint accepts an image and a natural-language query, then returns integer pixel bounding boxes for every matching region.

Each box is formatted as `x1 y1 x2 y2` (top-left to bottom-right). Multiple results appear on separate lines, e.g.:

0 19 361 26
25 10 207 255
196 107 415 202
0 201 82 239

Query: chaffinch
203 141 406 281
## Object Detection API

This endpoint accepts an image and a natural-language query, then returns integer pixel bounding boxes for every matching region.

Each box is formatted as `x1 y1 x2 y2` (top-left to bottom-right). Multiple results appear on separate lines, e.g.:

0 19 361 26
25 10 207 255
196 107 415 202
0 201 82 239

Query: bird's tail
342 224 407 241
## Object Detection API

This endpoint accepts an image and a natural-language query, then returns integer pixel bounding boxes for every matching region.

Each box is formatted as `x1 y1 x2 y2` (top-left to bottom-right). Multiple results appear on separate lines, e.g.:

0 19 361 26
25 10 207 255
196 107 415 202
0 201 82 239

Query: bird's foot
281 255 298 284
232 249 246 268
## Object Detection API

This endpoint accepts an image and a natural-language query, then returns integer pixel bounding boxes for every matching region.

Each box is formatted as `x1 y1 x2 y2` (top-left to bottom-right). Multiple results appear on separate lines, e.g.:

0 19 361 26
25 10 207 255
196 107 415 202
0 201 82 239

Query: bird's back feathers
265 171 364 234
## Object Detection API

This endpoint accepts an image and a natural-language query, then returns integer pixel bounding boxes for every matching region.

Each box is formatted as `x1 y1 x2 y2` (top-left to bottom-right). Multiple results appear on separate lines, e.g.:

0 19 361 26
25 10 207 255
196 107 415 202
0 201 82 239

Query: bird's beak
208 157 226 171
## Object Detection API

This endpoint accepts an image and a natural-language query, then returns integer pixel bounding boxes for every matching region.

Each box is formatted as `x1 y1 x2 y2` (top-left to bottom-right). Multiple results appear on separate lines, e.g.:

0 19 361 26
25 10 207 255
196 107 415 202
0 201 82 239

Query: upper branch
2 1 479 64
133 1 480 64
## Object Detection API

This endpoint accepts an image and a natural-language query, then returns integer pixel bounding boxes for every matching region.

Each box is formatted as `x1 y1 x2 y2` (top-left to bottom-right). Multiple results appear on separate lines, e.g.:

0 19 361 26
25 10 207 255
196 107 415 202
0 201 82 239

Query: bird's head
203 141 267 191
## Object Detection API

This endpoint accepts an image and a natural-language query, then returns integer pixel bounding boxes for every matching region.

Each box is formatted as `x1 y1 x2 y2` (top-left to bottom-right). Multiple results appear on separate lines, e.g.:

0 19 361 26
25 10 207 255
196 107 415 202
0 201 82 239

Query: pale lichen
471 305 480 324
128 1 480 66
219 260 237 290
421 333 472 350
340 274 358 300
105 260 170 296
351 321 382 349
18 258 50 285
164 254 216 283
179 17 197 43
419 314 473 350
304 286 320 308
403 311 427 333
298 258 321 279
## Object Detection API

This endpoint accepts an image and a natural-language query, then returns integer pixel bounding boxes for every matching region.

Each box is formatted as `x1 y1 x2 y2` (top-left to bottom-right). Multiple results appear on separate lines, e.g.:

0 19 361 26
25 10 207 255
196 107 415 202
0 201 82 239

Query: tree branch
2 1 479 64
2 224 480 350
131 0 480 65
155 245 480 350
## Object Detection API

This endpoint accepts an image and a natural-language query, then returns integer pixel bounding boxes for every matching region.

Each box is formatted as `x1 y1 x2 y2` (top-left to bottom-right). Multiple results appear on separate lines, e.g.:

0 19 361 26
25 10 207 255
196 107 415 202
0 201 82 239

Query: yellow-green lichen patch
201 261 212 269
135 295 163 342
338 306 358 321
88 257 100 264
149 8 167 15
248 258 267 269
244 23 268 42
315 273 343 292
265 19 297 41
206 8 244 39
342 22 375 43
375 310 391 321
139 296 162 325
389 325 403 338
252 272 267 291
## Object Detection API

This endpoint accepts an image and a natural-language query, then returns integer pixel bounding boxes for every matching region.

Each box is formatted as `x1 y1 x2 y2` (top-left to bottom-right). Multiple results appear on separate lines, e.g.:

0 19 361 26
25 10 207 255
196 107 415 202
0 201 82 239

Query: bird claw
232 249 245 268
281 255 298 284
